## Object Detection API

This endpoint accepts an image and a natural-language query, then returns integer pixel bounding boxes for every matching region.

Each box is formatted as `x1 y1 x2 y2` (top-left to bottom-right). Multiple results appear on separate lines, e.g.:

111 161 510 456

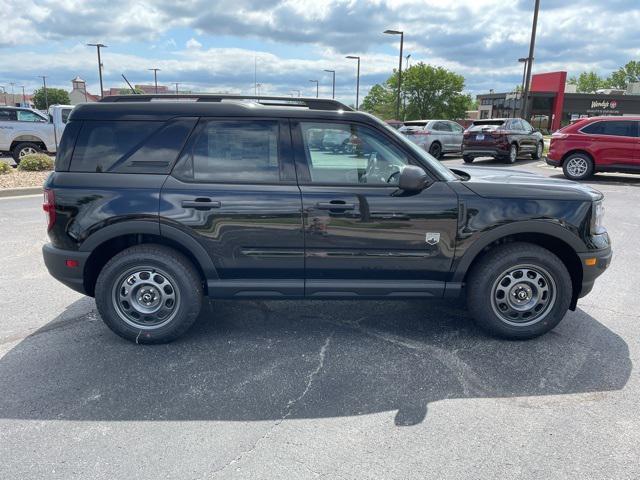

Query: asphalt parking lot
1 157 639 479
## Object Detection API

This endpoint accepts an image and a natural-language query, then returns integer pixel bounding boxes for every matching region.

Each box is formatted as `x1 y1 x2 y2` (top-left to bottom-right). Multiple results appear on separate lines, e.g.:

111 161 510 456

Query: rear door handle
182 198 221 209
316 201 355 210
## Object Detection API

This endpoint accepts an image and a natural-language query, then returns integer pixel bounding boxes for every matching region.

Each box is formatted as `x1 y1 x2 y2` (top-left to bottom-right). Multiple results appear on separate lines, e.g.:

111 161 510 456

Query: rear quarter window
70 119 197 174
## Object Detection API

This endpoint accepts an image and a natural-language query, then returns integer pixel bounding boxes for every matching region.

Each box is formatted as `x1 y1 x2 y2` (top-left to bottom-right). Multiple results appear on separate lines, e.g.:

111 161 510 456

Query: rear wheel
462 155 474 164
95 244 203 344
562 153 594 180
429 141 442 159
466 242 572 339
506 143 518 164
12 142 42 164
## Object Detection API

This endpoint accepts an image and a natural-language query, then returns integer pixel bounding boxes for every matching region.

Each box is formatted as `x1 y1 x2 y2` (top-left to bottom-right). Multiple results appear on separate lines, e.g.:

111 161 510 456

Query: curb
0 187 43 198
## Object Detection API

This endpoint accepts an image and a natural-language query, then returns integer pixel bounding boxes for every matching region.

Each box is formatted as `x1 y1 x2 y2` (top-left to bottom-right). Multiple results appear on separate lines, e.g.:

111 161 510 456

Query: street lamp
521 0 540 120
346 55 361 110
38 76 48 110
405 54 411 70
384 29 404 120
324 69 335 99
20 85 26 106
309 80 319 98
87 43 107 99
0 86 6 106
517 57 530 118
149 68 161 94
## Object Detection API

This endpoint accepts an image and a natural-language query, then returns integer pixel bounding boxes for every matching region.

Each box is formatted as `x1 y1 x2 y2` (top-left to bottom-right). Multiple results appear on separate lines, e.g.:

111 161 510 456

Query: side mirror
399 165 429 192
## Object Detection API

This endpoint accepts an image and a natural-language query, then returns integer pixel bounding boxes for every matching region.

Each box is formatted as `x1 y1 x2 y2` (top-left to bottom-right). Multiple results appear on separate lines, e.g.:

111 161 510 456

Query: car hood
450 166 603 201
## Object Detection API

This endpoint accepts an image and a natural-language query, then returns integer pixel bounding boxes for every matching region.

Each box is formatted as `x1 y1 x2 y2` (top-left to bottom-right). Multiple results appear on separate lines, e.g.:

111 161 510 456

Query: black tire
462 155 474 164
532 141 544 160
466 242 572 340
506 143 518 164
429 141 442 159
95 244 203 344
12 142 42 164
562 153 594 181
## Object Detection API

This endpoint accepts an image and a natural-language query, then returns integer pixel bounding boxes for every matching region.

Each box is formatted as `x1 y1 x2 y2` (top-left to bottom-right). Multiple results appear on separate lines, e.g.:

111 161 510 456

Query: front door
160 118 304 297
292 120 459 298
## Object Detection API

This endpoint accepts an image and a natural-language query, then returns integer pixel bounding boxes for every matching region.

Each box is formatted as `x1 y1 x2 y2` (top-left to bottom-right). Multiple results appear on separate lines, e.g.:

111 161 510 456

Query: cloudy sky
1 0 639 104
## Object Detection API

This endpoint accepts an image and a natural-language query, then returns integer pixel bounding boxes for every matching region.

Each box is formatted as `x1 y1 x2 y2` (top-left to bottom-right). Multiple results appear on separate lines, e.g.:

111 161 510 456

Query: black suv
462 118 545 164
42 95 611 344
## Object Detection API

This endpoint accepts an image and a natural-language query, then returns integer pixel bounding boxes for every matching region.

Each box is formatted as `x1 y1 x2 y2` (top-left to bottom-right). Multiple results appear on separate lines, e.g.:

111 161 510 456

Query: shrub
0 162 12 174
17 154 54 171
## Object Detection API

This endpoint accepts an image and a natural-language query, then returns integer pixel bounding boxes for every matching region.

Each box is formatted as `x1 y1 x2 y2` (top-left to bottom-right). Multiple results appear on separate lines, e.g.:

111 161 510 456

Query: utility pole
87 43 107 99
521 0 540 120
20 86 26 106
38 77 48 110
384 29 404 120
309 80 319 98
149 68 160 94
0 86 6 106
174 82 180 97
324 69 336 99
346 56 361 110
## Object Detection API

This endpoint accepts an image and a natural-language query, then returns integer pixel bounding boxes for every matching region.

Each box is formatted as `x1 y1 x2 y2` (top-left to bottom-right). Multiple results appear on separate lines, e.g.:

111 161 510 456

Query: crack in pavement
210 332 334 478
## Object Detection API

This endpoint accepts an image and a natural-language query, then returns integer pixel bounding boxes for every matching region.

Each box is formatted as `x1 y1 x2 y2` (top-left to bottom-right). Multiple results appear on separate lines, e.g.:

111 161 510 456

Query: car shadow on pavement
0 297 631 427
548 172 640 187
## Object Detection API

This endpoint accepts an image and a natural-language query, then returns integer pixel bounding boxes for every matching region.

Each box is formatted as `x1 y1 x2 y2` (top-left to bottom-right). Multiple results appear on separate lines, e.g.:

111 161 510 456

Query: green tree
401 63 471 120
360 83 396 119
118 87 144 94
32 88 70 109
567 71 607 93
607 60 640 89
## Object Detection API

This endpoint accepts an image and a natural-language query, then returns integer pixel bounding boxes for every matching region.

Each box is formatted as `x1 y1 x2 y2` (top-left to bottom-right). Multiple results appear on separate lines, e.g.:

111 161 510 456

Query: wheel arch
561 149 594 165
80 221 217 297
453 222 584 309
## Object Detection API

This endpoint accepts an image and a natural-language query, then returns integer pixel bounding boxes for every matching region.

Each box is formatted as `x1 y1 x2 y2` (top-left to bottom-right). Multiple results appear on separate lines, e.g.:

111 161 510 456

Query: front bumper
577 246 612 299
42 243 90 295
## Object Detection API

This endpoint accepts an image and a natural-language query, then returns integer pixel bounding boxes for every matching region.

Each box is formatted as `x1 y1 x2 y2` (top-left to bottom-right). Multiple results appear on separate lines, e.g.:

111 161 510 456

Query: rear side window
173 120 281 183
54 120 81 171
0 109 17 121
70 119 196 173
581 120 637 137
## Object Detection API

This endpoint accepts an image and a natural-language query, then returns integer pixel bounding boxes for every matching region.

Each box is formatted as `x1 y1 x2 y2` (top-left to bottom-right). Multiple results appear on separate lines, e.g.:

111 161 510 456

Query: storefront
477 71 640 132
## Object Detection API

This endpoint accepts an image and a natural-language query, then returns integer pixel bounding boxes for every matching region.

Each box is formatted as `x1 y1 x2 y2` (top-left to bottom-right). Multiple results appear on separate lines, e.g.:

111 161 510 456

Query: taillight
43 189 56 231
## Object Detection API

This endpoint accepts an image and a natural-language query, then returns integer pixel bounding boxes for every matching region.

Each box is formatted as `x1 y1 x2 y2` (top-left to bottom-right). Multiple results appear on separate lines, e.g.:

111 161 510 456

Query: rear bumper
545 156 561 167
42 243 90 295
577 246 612 299
462 147 509 158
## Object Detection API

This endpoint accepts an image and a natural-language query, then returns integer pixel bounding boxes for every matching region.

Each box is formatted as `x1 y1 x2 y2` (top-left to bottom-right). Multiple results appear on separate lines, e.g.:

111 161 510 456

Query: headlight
591 200 606 235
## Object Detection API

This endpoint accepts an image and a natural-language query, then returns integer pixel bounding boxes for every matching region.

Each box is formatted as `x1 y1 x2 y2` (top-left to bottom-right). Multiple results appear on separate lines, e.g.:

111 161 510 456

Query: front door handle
182 198 221 209
316 201 356 210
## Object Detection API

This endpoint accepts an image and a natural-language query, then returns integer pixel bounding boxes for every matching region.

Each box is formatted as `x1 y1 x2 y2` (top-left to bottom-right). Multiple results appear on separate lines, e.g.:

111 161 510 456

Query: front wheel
532 141 544 160
466 242 572 339
95 244 203 344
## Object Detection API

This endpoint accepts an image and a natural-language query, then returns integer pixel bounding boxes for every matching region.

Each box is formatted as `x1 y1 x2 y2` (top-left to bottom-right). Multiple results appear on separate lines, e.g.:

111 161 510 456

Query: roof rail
99 94 353 111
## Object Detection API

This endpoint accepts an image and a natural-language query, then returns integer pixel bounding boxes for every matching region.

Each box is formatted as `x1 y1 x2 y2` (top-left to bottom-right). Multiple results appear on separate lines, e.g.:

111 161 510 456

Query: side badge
425 232 440 246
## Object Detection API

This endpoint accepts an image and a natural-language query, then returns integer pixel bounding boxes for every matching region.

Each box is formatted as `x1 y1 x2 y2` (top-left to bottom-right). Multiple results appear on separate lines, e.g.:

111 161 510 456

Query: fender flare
451 220 585 283
79 219 218 280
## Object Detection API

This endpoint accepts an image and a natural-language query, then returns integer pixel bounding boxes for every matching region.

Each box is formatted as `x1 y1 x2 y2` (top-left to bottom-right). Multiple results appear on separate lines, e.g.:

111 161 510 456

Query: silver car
398 120 464 159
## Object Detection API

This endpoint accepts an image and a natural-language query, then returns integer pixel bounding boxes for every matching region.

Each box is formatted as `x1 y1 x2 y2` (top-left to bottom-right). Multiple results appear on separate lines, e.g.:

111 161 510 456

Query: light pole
384 29 404 120
405 54 411 70
521 0 540 121
87 43 107 99
309 80 319 98
149 68 160 94
20 86 26 106
346 55 360 110
0 86 6 106
38 76 48 110
173 82 180 97
324 69 335 99
9 82 15 105
256 83 262 97
517 57 529 118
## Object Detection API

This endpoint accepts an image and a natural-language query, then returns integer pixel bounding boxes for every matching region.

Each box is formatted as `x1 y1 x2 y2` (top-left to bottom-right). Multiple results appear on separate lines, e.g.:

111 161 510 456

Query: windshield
380 120 457 181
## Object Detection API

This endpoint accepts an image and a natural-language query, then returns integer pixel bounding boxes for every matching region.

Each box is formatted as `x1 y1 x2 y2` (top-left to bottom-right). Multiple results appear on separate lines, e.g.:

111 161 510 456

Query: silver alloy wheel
490 264 556 327
509 144 517 162
19 146 37 157
112 267 180 329
566 157 588 178
536 142 543 158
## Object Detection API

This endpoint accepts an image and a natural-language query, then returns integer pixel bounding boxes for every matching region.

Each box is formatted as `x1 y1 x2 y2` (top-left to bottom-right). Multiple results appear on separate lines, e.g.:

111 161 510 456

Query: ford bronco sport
42 95 611 344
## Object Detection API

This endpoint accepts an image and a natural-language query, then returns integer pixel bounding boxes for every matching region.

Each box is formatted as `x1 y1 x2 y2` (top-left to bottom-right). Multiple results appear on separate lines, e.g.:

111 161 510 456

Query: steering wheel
386 170 401 184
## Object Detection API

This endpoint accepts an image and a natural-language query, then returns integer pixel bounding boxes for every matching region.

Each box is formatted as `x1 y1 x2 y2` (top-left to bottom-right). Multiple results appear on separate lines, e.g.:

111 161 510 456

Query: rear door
160 118 305 297
580 120 638 167
293 120 459 298
0 108 17 150
448 121 464 152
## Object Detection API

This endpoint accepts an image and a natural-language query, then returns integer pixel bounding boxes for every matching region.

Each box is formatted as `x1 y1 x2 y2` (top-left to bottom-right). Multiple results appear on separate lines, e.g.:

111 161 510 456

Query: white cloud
186 38 202 49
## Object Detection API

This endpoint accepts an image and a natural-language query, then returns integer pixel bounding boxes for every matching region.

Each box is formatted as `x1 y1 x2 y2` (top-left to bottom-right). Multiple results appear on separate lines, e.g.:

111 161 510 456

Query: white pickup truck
0 105 74 164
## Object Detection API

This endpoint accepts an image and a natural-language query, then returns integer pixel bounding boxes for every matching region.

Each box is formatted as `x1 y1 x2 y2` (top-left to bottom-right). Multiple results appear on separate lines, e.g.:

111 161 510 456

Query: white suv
0 105 73 164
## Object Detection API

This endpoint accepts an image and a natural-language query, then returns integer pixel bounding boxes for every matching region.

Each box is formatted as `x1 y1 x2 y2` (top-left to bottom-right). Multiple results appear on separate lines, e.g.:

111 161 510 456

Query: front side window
300 122 410 185
450 122 464 133
582 120 636 137
173 120 280 183
17 110 46 122
433 121 452 132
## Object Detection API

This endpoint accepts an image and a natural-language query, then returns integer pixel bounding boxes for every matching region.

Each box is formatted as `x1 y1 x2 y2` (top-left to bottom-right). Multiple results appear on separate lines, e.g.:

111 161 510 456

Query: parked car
546 116 640 180
43 94 611 344
462 118 544 164
399 120 464 159
0 105 73 163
